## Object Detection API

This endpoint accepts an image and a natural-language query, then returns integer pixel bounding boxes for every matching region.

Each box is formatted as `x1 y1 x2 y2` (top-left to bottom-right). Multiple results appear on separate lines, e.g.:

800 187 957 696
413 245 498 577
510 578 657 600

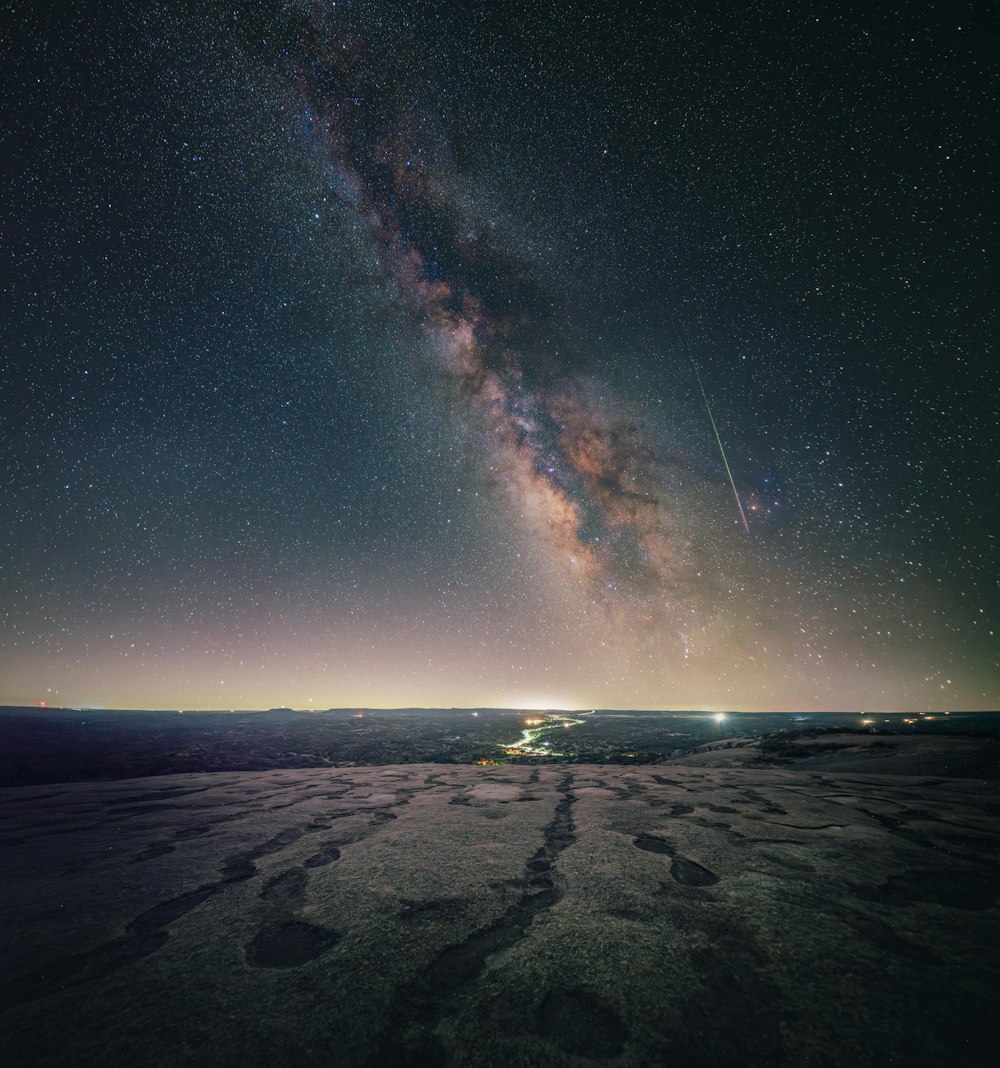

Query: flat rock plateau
2 762 998 1066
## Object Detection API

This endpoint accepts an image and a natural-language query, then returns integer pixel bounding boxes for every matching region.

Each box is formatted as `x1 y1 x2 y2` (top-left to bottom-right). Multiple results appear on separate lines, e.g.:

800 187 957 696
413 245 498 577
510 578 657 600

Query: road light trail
499 713 586 756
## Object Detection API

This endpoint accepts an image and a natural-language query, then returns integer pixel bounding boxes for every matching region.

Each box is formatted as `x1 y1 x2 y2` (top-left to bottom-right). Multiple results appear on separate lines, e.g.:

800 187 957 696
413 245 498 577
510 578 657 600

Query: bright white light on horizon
715 713 726 724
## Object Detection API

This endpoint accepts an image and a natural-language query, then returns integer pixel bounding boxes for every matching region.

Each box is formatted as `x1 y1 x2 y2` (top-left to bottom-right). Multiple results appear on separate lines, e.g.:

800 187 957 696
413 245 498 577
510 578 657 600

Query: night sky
1 1 996 712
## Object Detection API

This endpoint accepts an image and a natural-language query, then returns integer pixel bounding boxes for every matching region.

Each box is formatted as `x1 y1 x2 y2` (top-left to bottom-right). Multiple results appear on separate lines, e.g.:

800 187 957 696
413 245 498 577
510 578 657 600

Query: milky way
289 16 702 630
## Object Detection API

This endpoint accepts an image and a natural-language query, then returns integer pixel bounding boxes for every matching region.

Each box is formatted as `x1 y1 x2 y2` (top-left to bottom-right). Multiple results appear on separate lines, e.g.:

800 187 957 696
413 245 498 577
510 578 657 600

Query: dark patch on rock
260 868 307 909
634 834 675 855
220 854 258 881
245 921 340 968
127 887 219 935
422 933 502 994
304 843 342 868
618 782 647 800
671 856 719 886
523 886 560 912
221 827 305 881
544 794 576 853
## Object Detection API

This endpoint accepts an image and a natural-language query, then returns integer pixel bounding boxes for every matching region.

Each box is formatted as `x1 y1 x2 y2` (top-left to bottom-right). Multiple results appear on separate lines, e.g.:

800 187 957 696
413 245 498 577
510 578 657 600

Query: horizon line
1 704 995 716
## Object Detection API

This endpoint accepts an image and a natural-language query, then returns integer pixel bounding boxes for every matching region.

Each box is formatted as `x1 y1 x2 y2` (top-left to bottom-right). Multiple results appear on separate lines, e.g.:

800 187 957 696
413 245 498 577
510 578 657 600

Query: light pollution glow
2 626 992 712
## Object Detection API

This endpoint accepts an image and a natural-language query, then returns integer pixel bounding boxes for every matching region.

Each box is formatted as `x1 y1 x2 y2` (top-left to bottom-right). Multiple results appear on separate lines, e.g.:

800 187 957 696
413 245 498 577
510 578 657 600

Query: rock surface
1 763 998 1066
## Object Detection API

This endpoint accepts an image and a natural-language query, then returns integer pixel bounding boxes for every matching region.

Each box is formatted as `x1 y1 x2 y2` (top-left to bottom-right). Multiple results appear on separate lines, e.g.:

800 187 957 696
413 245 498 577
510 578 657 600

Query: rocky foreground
1 762 998 1066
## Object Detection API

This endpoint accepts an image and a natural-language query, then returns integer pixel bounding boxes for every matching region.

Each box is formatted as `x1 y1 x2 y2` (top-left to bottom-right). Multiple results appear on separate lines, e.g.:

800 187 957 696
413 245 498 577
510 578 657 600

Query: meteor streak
680 323 751 533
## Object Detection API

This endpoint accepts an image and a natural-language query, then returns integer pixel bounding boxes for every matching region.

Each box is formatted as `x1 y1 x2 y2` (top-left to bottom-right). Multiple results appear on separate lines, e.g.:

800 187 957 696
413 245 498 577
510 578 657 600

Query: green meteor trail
680 323 751 534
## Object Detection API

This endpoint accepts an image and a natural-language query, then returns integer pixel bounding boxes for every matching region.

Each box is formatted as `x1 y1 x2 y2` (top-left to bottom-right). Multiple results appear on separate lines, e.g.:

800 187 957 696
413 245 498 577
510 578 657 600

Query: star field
0 1 996 711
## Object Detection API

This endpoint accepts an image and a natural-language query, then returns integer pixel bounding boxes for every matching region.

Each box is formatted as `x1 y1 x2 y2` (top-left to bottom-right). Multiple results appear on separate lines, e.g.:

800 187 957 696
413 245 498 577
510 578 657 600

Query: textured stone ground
1 764 998 1066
